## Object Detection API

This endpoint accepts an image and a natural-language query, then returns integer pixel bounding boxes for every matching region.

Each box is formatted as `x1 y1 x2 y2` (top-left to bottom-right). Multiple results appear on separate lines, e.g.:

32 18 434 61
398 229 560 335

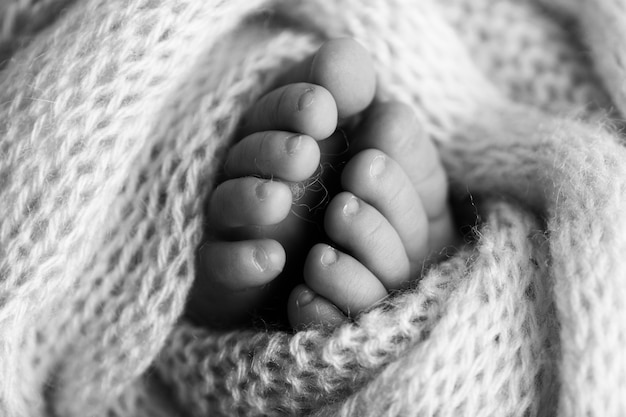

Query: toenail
297 88 315 111
342 196 359 217
321 245 338 266
252 246 270 272
296 288 315 307
285 135 302 156
255 180 270 201
370 154 386 178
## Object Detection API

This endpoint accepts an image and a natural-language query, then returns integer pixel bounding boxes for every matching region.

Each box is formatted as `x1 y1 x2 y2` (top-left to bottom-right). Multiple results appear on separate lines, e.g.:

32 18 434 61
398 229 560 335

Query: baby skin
189 39 455 329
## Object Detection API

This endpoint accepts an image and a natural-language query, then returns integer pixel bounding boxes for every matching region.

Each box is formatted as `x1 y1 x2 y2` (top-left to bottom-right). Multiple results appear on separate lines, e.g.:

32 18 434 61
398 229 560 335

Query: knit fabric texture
1 0 625 416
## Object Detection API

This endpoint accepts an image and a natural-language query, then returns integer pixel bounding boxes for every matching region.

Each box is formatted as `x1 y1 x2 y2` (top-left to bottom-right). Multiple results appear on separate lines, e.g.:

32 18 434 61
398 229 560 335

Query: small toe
324 192 410 290
188 239 286 327
350 101 456 252
242 83 337 140
304 244 387 316
287 284 348 329
224 131 320 182
350 101 448 223
198 239 285 290
341 149 429 271
208 177 292 232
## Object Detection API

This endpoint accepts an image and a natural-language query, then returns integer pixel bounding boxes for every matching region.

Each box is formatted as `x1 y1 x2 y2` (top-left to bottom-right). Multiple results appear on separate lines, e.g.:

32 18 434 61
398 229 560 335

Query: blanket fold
1 0 625 416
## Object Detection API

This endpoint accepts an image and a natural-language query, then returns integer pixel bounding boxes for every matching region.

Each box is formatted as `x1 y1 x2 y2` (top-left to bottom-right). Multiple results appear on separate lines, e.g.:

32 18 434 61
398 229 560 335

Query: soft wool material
1 0 625 416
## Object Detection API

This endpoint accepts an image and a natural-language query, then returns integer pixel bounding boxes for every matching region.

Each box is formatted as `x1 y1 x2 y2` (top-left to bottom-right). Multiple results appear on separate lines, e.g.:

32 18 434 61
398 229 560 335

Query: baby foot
287 101 455 328
188 39 376 327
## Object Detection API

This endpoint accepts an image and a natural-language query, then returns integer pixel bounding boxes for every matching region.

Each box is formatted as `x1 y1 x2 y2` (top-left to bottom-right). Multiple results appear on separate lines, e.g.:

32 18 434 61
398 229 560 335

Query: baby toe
303 244 387 316
350 101 456 253
350 101 448 222
324 192 410 290
287 284 347 329
224 131 320 182
198 239 285 290
242 83 337 140
271 38 376 121
341 149 429 271
189 239 285 327
208 177 292 233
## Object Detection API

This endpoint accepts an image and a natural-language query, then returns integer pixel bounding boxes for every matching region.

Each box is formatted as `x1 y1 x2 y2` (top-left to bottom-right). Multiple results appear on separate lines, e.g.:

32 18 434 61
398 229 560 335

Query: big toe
309 38 377 119
276 38 377 121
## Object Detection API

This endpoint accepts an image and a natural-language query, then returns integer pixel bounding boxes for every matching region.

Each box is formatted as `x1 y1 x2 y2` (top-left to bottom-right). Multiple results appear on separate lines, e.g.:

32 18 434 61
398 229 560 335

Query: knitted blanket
1 0 626 416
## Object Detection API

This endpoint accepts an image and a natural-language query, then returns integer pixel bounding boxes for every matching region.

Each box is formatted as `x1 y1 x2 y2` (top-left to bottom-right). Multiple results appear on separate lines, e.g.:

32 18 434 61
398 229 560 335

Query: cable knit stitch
0 0 625 416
